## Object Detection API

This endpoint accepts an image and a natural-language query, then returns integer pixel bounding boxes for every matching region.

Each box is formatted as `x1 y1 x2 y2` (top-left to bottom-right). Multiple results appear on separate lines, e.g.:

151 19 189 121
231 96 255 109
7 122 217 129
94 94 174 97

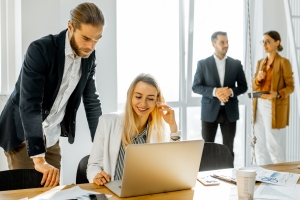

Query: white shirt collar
213 53 227 61
65 31 75 57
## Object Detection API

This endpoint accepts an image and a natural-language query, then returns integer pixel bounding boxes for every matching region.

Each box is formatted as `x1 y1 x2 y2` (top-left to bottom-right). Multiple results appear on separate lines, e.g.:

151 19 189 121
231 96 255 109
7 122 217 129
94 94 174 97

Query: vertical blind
286 0 300 162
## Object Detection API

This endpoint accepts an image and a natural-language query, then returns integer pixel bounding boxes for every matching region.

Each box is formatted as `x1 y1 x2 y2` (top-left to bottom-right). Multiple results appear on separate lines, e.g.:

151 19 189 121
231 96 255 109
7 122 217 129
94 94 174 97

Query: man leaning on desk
0 2 104 187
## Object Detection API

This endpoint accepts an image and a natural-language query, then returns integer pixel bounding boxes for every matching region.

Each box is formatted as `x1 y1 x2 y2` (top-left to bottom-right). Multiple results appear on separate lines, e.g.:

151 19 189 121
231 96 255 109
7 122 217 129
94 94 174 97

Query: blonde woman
87 73 180 185
253 30 294 165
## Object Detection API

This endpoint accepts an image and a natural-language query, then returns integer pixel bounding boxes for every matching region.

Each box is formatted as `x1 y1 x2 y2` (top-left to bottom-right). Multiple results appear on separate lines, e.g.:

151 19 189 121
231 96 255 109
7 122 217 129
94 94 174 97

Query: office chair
199 142 234 171
0 169 43 191
76 155 90 184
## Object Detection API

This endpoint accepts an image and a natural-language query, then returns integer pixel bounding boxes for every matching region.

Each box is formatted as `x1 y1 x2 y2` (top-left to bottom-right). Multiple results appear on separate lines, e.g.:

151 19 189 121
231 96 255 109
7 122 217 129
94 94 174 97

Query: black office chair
76 155 90 184
0 169 43 191
199 142 234 171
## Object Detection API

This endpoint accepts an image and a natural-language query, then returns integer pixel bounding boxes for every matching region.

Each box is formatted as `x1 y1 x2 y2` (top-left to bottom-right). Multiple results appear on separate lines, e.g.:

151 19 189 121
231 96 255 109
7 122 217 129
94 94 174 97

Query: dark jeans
201 106 236 156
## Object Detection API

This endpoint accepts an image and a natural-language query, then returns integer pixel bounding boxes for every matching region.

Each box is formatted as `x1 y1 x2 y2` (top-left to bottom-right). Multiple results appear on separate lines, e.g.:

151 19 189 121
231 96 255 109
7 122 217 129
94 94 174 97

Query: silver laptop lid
118 139 204 197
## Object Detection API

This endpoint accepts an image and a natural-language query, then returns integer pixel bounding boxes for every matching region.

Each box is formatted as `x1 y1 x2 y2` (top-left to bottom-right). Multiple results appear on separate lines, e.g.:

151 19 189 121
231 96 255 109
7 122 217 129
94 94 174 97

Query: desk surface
1 161 300 200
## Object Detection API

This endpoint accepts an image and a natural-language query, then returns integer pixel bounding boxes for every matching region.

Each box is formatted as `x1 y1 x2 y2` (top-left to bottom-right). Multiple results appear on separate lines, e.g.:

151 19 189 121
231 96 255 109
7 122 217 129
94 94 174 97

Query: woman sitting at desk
87 73 180 186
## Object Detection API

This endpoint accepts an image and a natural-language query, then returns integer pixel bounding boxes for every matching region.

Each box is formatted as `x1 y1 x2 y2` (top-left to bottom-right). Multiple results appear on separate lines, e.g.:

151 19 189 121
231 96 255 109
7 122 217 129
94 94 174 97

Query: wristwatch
277 92 281 99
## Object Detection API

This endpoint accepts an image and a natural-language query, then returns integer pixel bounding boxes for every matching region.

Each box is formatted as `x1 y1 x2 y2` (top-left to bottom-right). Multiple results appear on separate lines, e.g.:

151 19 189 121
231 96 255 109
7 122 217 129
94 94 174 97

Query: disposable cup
235 169 256 200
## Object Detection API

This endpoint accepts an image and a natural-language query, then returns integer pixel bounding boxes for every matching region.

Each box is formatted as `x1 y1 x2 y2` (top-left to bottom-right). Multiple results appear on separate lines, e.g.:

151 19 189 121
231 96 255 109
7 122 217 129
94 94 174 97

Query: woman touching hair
252 30 294 165
87 73 180 185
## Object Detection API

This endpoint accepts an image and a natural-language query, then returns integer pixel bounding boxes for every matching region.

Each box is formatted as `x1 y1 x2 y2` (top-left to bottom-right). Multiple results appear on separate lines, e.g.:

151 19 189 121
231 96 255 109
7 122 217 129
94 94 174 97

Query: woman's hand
257 70 266 81
261 91 277 100
93 171 111 186
156 102 178 132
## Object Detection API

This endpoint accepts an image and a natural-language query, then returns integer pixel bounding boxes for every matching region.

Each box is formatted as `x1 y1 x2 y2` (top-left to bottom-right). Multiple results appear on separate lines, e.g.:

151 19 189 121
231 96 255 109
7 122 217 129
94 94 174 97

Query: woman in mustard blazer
252 30 294 165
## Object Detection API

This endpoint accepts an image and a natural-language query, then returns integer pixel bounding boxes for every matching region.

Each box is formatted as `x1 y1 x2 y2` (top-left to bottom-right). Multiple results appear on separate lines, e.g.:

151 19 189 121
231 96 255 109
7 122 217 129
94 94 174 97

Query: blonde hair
121 73 166 147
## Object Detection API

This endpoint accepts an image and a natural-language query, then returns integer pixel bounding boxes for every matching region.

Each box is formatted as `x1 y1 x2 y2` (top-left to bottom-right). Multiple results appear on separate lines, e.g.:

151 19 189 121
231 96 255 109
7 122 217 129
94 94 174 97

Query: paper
254 183 300 200
240 166 300 186
21 185 112 200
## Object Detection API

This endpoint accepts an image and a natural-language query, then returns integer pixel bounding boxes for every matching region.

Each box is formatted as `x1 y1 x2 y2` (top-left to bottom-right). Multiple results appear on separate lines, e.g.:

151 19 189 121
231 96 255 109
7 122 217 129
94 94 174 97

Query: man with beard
0 2 104 187
192 31 247 159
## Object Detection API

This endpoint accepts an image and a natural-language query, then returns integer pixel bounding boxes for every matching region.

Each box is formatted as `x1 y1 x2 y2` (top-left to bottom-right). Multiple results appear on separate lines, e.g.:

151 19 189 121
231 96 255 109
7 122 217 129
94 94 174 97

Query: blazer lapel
271 54 281 90
51 30 67 104
223 58 231 86
208 55 221 87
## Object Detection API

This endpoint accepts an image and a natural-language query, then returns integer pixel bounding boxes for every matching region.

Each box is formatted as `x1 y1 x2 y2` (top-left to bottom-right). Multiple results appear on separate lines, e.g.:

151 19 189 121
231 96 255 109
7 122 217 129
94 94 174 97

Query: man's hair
121 73 166 148
70 2 105 30
211 31 227 42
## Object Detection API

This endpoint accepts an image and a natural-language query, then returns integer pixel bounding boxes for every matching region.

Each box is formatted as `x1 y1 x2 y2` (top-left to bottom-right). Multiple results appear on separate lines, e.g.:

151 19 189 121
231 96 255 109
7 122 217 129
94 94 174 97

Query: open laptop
105 139 204 198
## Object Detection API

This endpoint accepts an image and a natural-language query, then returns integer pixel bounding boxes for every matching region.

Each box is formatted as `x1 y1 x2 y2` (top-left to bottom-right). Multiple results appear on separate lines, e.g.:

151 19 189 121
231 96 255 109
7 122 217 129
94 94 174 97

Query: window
117 0 180 107
189 0 245 167
117 0 246 167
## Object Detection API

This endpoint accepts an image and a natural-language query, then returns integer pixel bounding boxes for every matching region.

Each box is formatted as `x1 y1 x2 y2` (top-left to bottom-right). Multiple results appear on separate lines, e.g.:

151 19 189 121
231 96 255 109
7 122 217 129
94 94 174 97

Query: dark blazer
192 55 247 123
0 29 102 156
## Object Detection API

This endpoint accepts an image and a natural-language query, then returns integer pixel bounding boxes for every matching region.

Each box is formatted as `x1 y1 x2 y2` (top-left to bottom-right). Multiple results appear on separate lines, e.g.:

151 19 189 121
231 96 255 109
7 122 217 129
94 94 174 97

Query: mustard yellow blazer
252 53 294 128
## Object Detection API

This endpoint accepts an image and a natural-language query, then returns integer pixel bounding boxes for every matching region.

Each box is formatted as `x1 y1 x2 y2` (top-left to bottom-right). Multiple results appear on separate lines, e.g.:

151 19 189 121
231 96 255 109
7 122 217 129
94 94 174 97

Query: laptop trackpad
105 180 122 196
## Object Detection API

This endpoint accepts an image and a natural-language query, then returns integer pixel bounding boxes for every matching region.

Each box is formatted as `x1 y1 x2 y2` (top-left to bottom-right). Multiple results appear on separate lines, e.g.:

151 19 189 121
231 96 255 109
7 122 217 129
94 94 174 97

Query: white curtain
0 0 22 95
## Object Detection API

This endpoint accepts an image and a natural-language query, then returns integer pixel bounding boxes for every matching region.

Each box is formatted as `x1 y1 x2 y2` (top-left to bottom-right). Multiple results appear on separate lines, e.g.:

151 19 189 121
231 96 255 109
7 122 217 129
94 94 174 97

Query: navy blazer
0 29 102 156
192 55 247 123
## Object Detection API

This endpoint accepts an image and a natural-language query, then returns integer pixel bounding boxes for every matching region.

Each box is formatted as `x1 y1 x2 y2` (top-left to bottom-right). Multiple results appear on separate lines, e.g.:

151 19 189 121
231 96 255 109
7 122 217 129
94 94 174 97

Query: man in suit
0 3 103 187
192 31 247 157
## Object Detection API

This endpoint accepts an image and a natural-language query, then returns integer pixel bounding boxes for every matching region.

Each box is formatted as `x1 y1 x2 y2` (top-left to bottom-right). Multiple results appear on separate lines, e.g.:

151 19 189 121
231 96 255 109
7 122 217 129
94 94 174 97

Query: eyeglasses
260 40 271 45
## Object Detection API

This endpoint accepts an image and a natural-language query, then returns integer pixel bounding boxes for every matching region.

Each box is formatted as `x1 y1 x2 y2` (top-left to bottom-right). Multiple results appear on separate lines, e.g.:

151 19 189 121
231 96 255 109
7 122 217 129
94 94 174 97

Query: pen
210 174 236 185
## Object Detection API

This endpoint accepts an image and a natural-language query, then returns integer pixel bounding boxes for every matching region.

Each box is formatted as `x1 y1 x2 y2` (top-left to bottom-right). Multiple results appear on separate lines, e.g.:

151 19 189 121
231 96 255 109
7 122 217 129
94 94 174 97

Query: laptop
105 139 204 198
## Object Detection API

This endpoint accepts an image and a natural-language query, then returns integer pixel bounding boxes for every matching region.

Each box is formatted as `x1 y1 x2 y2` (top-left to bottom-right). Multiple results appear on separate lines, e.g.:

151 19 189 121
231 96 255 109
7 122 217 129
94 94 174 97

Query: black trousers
201 106 236 156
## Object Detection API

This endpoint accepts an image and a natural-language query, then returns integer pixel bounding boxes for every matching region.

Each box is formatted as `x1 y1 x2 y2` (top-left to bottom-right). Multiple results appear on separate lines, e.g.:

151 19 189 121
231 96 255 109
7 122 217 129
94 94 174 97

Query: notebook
105 139 204 198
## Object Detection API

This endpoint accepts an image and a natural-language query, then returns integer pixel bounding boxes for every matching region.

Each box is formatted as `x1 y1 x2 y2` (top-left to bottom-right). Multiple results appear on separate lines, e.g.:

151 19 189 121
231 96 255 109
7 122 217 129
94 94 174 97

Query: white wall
0 95 9 171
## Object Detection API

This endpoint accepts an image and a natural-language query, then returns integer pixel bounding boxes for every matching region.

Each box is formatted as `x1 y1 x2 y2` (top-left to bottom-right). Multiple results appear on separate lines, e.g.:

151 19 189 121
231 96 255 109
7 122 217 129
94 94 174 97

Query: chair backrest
76 155 90 184
199 142 234 171
0 169 43 191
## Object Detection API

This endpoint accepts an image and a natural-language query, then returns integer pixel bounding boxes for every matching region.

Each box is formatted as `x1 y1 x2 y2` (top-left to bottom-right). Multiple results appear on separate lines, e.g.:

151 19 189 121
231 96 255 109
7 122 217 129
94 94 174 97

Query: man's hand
33 157 60 187
216 87 232 103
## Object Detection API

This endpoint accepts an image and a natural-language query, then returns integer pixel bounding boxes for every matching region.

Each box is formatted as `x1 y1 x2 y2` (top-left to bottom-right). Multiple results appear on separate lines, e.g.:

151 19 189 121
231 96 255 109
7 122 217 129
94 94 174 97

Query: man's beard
70 34 92 58
219 48 228 56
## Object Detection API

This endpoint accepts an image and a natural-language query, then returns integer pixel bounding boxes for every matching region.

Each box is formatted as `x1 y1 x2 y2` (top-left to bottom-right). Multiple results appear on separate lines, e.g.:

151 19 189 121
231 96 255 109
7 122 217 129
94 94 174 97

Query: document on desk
22 185 112 200
240 166 300 186
254 183 300 200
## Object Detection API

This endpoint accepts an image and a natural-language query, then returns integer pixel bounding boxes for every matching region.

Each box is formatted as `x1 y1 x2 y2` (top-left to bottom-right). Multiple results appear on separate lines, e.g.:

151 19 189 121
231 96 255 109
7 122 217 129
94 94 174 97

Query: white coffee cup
235 169 256 200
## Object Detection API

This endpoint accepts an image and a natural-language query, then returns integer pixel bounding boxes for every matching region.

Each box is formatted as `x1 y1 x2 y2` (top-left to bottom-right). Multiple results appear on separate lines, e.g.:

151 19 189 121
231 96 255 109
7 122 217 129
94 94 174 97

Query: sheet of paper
240 166 300 186
23 185 112 200
254 183 300 200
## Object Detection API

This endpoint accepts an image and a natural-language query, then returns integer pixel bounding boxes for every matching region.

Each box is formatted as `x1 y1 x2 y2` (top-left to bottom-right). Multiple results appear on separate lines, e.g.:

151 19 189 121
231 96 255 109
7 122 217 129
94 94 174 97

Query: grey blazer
192 55 248 122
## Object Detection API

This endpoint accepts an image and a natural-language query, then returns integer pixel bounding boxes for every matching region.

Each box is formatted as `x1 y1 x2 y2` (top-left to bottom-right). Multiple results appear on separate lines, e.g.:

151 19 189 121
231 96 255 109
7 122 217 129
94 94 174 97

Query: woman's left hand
261 91 277 100
156 102 176 126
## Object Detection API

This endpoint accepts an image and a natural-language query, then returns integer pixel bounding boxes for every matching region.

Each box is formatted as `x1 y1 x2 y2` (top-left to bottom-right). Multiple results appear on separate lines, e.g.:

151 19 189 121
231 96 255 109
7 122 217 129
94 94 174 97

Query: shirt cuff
213 88 217 97
230 89 234 97
30 153 45 159
170 131 181 141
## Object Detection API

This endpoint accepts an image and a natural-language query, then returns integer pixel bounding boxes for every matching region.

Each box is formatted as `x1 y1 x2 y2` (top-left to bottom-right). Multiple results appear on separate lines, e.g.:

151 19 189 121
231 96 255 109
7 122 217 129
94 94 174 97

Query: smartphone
197 175 220 186
89 194 108 200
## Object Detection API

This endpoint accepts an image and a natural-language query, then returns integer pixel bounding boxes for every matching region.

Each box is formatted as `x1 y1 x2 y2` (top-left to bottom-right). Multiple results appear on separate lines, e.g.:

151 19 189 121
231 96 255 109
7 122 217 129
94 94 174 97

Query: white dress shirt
31 31 82 158
212 54 233 105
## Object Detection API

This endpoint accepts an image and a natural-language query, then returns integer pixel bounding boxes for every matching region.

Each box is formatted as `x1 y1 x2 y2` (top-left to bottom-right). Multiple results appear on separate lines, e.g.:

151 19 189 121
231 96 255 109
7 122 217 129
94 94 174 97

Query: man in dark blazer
0 3 104 187
192 31 247 157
